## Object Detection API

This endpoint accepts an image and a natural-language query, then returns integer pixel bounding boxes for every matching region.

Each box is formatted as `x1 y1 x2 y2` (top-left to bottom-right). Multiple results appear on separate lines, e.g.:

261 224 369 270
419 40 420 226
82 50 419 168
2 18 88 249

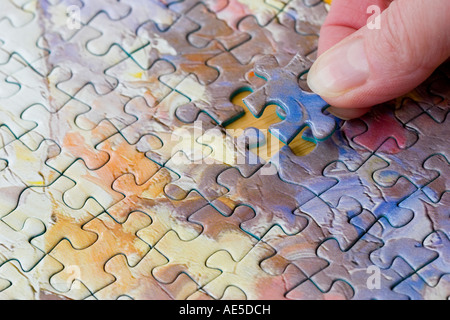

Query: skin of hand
307 0 450 119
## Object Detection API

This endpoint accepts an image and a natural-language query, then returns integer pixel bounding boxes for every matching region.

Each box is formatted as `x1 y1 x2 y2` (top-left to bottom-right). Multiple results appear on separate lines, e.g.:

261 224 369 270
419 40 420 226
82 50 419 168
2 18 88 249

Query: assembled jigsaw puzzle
0 0 448 300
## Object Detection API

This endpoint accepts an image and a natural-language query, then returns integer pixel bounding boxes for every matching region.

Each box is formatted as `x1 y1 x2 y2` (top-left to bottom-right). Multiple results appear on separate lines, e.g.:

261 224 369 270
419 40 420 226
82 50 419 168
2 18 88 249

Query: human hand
307 0 450 119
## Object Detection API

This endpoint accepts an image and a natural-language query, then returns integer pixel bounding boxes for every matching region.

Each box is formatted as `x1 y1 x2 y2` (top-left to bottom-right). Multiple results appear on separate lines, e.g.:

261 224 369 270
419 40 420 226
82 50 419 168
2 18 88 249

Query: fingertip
327 106 372 120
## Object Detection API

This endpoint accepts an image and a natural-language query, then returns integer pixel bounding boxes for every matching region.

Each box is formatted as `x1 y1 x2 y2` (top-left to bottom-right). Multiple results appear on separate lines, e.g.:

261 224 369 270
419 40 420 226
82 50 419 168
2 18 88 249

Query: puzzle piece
2 175 104 253
136 15 224 85
420 192 450 236
0 218 45 272
41 26 128 96
350 257 415 300
58 0 132 25
366 191 449 289
0 139 61 216
421 154 450 203
243 53 337 143
272 125 369 195
321 156 418 228
287 279 354 300
300 195 376 250
373 113 449 189
0 255 75 300
0 59 71 137
163 125 265 201
231 13 318 67
93 250 202 300
49 210 152 294
278 0 327 36
174 52 253 126
0 0 449 301
395 272 450 300
212 162 316 238
204 241 296 300
111 171 207 242
310 234 383 299
204 0 290 29
184 2 249 50
152 207 257 287
394 272 450 300
70 85 136 131
259 224 328 280
394 60 449 125
85 0 178 55
20 102 117 171
105 55 176 110
347 104 419 154
0 2 48 65
61 133 161 210
418 231 450 287
0 0 34 28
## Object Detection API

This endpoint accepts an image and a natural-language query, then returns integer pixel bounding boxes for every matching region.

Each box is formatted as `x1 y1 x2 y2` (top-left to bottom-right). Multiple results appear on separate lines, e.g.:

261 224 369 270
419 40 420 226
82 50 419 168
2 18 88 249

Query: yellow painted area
227 91 316 161
131 71 143 79
323 0 332 4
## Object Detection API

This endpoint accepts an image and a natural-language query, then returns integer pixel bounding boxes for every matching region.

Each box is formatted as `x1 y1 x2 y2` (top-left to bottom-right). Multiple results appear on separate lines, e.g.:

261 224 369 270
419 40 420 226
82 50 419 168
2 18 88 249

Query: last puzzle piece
243 52 337 143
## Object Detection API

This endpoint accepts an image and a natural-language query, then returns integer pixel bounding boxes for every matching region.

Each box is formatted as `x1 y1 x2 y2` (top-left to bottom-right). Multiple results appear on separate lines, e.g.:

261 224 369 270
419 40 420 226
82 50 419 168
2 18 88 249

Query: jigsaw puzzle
0 0 449 300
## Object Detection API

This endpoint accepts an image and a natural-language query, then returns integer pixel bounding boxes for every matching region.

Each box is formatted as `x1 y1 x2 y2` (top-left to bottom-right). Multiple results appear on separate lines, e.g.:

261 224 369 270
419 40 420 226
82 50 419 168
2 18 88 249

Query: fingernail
307 37 370 97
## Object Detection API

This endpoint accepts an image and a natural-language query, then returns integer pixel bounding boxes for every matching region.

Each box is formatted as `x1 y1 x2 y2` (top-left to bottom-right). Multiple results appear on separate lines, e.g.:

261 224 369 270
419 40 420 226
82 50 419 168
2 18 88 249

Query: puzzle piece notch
207 0 292 29
161 124 267 202
243 53 336 144
137 204 258 288
418 231 450 287
395 62 450 124
0 255 78 300
258 223 328 281
351 257 415 300
71 84 136 131
0 0 35 28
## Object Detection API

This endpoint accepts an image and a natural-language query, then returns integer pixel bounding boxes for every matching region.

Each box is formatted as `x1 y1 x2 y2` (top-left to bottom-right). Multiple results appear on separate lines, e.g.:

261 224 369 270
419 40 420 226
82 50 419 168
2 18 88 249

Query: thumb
307 0 450 119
